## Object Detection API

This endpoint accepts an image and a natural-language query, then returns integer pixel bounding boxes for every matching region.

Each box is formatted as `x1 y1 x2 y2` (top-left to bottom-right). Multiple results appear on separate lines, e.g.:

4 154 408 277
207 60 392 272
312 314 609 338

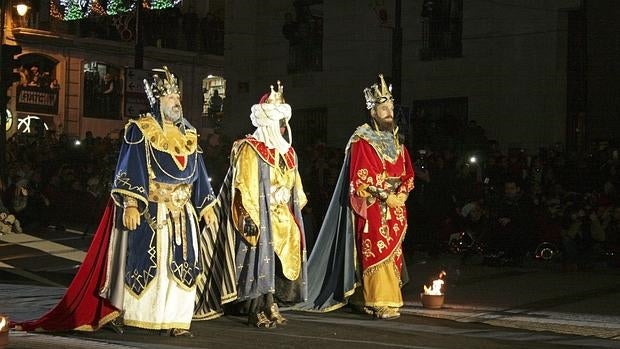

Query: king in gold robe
230 81 308 328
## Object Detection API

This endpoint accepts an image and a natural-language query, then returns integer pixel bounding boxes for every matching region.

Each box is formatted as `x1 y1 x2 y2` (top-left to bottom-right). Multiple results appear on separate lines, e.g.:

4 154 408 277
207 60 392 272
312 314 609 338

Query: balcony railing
12 7 224 55
420 17 462 61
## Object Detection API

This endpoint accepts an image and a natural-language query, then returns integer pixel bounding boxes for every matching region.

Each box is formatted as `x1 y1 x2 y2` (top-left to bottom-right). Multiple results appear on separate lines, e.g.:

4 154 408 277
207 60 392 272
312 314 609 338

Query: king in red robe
296 74 414 319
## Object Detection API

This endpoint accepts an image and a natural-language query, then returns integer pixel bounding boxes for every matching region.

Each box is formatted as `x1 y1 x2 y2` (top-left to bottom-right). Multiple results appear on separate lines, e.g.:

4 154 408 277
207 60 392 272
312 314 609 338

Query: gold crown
363 74 393 110
143 66 180 106
263 80 285 105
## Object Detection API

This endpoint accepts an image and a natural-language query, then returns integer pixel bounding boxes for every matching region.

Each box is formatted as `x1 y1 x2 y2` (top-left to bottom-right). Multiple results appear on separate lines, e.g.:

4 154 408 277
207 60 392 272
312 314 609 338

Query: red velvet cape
13 200 120 332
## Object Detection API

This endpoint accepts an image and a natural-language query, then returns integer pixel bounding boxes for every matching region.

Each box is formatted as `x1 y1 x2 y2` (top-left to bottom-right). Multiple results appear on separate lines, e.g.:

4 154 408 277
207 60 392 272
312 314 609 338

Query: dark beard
374 118 395 132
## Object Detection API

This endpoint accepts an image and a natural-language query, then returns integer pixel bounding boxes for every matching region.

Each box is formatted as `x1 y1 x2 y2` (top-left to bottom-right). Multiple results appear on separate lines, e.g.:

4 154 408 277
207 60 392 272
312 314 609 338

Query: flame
423 271 446 295
0 316 6 330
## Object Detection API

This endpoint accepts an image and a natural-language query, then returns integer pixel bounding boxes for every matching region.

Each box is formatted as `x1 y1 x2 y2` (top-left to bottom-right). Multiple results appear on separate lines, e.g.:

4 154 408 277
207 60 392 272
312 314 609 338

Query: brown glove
243 216 258 236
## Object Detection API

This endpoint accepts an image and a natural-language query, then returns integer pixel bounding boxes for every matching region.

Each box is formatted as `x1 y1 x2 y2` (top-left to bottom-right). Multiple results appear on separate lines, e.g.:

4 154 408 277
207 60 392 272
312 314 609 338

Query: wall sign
15 85 59 115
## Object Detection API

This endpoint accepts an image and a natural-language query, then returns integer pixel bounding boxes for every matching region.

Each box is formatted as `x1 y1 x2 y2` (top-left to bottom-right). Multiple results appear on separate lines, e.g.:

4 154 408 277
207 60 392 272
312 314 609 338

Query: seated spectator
449 199 490 262
0 179 22 234
487 177 536 265
606 206 620 244
12 178 50 231
460 200 489 240
561 204 587 271
0 212 22 234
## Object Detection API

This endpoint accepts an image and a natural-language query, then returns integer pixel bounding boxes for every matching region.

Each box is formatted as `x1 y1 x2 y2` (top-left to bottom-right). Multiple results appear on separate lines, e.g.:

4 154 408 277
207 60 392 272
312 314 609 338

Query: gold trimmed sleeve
110 189 149 215
231 143 262 244
294 168 307 210
198 198 219 220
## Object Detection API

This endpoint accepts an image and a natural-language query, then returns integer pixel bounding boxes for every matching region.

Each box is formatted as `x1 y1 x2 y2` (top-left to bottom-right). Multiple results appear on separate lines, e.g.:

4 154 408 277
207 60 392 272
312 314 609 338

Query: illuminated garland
90 0 106 16
50 1 64 20
149 0 182 10
51 0 183 20
106 0 131 16
64 0 85 20
150 0 173 9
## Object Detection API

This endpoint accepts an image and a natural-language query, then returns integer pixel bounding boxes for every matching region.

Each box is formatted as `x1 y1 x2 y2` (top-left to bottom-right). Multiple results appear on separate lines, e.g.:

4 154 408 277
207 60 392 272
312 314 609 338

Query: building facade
3 0 225 140
224 0 599 153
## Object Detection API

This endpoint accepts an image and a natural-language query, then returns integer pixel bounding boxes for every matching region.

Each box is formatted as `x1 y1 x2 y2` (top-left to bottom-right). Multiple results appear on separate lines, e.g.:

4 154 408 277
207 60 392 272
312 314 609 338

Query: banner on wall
15 85 59 115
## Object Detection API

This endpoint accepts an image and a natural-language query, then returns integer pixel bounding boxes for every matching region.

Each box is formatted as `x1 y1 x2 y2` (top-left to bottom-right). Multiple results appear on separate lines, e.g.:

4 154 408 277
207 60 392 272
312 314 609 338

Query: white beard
162 105 182 123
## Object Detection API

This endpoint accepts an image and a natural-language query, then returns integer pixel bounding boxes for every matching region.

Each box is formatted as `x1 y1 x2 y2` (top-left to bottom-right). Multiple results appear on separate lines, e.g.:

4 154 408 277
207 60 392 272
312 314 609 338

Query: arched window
15 53 60 116
202 75 225 129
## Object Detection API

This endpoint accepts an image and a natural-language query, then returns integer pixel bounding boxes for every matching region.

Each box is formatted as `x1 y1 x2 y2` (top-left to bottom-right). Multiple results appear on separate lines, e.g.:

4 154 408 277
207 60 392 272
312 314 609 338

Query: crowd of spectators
18 65 60 90
2 131 119 234
2 117 618 272
405 116 619 271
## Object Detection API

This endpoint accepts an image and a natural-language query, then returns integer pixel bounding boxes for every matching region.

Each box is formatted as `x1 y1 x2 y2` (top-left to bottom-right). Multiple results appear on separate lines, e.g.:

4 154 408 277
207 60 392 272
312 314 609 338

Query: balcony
9 3 224 56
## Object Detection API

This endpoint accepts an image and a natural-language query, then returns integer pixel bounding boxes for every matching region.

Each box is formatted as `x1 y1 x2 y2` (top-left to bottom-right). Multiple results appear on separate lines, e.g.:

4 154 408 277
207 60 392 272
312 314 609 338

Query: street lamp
15 3 29 17
13 1 30 28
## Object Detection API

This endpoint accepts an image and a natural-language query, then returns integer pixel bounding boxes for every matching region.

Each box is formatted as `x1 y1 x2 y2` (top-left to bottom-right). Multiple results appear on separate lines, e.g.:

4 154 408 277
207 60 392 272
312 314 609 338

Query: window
289 107 326 150
202 75 226 129
283 0 323 73
83 62 122 119
412 97 468 150
420 0 463 61
15 54 61 116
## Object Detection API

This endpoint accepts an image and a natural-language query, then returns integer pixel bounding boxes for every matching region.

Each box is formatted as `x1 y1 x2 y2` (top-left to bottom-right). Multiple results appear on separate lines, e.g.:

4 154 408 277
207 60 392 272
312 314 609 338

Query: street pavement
1 228 620 348
402 253 620 340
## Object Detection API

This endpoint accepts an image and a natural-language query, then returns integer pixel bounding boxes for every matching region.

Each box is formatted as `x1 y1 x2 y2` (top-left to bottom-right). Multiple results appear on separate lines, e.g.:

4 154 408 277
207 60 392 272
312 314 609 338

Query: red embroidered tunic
349 129 414 276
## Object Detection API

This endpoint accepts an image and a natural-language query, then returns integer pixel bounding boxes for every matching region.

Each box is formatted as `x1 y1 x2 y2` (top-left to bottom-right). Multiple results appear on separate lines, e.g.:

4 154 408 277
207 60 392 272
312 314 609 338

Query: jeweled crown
363 74 393 110
262 80 285 105
143 66 180 107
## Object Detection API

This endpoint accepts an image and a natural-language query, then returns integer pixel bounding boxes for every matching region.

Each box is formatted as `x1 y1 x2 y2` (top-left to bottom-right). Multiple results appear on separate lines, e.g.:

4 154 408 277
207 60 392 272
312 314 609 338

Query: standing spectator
40 72 52 88
102 73 117 117
29 65 41 85
208 89 224 128
19 66 29 86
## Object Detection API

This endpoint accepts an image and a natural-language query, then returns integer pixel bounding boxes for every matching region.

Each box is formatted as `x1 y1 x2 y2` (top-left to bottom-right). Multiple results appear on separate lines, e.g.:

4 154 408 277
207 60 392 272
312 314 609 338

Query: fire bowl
0 328 7 349
420 293 445 309
0 315 8 349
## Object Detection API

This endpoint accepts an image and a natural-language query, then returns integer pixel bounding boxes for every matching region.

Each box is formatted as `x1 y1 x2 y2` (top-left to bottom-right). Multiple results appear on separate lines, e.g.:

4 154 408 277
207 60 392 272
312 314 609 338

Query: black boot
248 311 276 329
105 317 124 334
